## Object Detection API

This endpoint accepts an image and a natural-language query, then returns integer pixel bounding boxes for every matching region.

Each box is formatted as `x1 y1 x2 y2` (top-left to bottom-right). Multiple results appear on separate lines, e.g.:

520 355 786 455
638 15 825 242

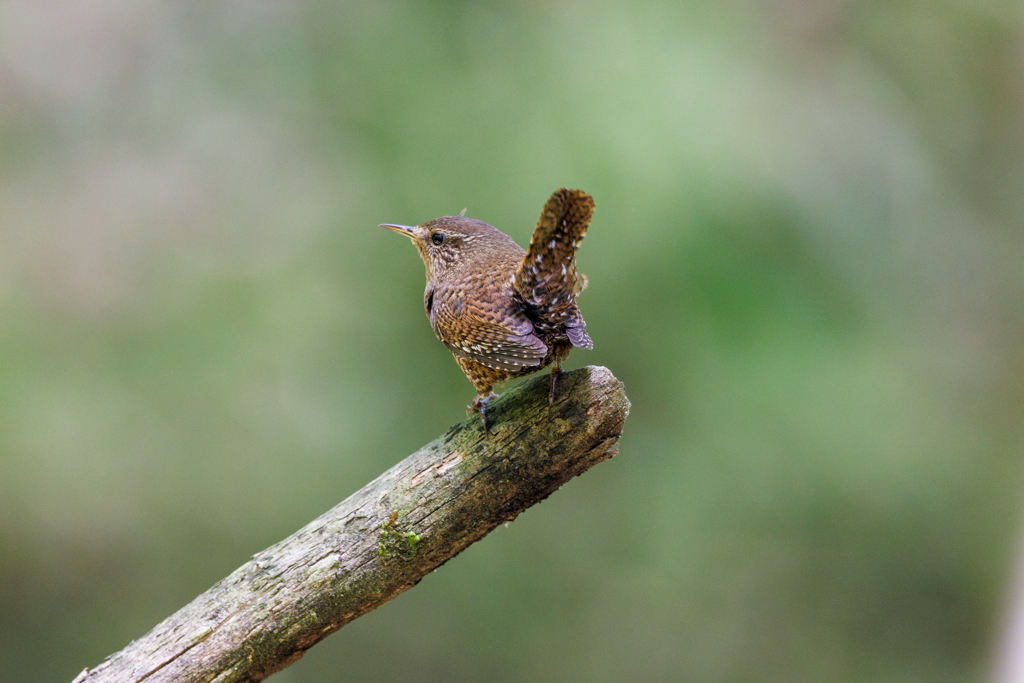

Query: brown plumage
381 188 595 430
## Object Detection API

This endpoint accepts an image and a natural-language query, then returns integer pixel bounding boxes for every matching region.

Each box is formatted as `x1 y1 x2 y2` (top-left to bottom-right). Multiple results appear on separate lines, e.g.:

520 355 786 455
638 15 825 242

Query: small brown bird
382 188 595 431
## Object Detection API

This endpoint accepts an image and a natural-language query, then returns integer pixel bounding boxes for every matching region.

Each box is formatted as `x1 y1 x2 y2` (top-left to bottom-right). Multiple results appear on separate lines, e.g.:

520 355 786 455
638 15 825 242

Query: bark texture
73 365 629 683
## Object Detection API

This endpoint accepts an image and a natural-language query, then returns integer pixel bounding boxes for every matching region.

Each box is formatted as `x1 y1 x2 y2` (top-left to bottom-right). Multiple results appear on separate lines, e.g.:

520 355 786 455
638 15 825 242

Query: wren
381 188 595 431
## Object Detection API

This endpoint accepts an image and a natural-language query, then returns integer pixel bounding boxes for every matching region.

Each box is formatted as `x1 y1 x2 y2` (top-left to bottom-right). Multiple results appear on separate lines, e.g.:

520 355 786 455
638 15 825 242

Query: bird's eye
431 232 445 246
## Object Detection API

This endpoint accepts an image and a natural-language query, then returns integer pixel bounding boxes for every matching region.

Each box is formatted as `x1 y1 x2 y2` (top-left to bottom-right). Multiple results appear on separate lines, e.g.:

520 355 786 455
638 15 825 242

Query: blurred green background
2 1 1023 681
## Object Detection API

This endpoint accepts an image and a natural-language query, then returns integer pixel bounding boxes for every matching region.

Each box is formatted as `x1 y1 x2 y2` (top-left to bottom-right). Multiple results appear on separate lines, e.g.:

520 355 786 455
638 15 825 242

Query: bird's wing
428 286 547 371
514 188 594 348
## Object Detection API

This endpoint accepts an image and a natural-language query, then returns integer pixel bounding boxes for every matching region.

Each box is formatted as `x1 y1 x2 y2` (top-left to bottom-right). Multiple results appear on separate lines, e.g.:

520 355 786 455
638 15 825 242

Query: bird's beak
380 223 417 239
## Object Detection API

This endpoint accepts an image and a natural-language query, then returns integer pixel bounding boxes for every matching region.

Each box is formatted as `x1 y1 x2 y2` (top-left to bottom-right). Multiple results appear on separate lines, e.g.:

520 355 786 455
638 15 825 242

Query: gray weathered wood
72 365 629 683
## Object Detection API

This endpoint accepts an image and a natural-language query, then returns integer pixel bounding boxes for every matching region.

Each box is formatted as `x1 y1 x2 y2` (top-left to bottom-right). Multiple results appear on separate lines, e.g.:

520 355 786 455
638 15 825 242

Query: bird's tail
513 188 594 349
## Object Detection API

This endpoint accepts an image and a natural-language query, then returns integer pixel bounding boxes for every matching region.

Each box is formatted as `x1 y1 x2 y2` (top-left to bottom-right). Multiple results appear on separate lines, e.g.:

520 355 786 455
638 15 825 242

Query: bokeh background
2 1 1023 681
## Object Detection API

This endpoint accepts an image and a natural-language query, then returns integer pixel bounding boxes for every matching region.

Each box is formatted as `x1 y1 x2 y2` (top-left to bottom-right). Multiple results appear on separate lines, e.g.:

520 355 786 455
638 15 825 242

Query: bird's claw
549 362 563 405
469 393 499 432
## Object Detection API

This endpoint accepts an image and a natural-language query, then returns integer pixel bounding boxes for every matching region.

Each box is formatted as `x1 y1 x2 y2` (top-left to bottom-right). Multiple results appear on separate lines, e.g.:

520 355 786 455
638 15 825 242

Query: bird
381 188 595 431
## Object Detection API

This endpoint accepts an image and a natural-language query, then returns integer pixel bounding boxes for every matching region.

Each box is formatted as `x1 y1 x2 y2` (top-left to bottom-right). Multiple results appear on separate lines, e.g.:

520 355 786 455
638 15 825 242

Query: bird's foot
549 362 562 405
468 392 500 432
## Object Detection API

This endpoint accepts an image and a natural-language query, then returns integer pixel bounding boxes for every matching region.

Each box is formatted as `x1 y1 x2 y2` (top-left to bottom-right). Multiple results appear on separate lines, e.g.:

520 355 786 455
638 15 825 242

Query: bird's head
381 211 517 282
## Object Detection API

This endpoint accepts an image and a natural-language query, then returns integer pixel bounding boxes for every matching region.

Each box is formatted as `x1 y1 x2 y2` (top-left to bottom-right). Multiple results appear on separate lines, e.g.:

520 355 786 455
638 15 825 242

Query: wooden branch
72 365 629 683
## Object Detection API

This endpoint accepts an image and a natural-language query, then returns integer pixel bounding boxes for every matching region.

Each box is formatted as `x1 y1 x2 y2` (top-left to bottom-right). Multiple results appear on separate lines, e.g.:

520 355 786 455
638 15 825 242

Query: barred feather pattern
513 188 594 350
430 283 548 374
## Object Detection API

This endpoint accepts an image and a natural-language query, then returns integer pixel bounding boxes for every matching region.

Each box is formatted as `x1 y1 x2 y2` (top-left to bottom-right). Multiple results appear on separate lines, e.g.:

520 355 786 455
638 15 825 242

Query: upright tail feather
513 189 594 345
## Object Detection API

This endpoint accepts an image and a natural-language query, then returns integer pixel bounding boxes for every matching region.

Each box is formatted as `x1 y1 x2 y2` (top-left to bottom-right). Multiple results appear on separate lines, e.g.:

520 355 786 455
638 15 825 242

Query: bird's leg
549 358 562 405
468 392 499 432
